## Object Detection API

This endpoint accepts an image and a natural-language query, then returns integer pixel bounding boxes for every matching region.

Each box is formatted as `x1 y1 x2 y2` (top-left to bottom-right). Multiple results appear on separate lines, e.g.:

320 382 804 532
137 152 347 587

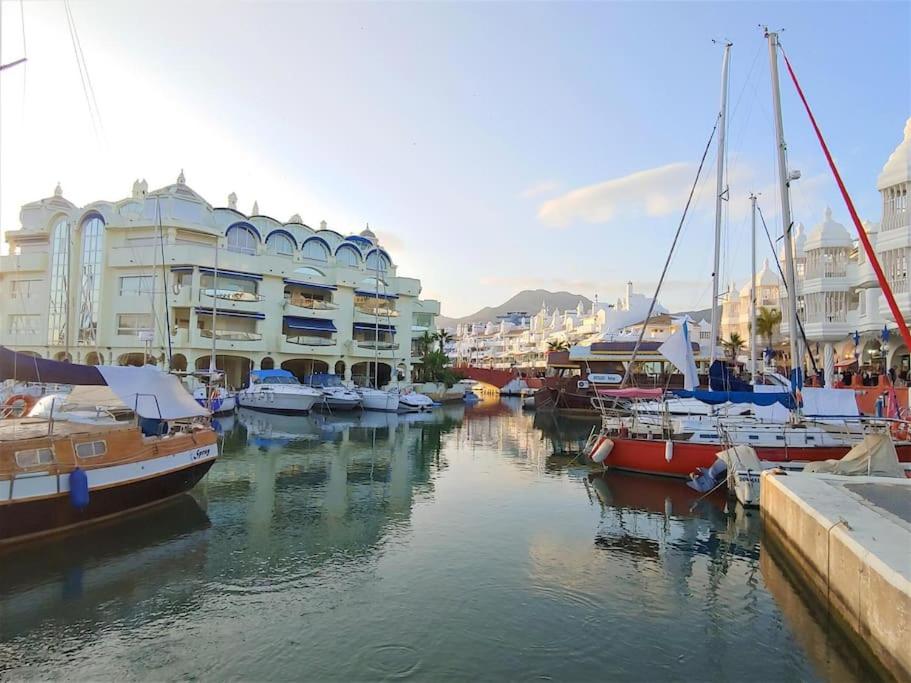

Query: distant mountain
438 289 592 329
671 307 712 323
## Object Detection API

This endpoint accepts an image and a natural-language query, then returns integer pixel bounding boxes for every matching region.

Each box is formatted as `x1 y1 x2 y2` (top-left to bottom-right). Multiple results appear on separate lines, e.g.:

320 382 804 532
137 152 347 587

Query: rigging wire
619 116 721 389
63 0 104 144
756 203 819 375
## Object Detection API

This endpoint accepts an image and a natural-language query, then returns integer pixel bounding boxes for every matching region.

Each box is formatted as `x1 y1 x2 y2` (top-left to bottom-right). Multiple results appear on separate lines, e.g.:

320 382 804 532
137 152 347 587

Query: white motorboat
398 390 433 413
237 370 321 414
358 387 400 412
303 373 362 411
193 385 237 416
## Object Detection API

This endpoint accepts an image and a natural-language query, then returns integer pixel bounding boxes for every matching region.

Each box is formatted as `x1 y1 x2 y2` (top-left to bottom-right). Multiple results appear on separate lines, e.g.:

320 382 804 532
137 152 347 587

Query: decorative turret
878 117 910 233
54 182 63 198
360 223 377 242
289 213 302 224
320 220 327 230
177 169 186 185
228 192 237 210
252 200 259 215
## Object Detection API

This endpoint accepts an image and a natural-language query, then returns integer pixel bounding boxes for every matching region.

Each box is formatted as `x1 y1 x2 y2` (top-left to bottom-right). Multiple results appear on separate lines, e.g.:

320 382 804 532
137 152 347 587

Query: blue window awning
353 322 396 333
285 316 337 332
283 278 337 291
195 307 265 320
354 289 398 300
199 267 262 281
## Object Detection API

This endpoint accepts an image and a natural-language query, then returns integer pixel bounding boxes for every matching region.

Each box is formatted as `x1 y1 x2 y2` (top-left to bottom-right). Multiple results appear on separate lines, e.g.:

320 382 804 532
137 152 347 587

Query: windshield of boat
260 377 300 385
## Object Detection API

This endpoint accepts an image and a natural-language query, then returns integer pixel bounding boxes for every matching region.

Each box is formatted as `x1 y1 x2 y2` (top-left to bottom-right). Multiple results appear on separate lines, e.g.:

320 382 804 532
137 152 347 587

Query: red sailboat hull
601 438 911 478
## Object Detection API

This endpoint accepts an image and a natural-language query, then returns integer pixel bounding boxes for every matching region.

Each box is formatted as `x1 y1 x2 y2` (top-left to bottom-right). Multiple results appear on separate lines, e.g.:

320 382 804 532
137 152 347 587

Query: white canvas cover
801 387 859 420
716 444 763 472
752 385 791 423
95 366 209 420
658 318 698 391
804 433 905 477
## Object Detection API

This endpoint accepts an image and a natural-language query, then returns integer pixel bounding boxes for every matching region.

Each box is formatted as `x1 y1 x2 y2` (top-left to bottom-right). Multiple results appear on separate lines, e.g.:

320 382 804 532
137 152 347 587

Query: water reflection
0 400 881 680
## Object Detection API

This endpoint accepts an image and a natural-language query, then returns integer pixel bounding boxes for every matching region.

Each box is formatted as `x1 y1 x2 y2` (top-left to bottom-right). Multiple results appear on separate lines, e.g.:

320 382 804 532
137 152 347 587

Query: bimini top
0 346 208 420
671 388 797 409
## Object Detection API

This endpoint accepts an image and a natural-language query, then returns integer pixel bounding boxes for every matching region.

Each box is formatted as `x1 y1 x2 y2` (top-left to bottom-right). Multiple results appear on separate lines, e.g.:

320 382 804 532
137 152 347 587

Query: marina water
0 399 883 680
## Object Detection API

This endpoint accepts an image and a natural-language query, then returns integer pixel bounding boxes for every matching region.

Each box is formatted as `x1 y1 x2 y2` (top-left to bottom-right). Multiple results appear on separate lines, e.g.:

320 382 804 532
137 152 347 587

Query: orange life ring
3 393 37 418
891 421 910 442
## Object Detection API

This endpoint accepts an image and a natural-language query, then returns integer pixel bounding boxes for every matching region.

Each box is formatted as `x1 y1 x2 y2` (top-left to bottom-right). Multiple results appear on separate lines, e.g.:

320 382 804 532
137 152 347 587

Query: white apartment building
449 283 666 368
0 173 440 388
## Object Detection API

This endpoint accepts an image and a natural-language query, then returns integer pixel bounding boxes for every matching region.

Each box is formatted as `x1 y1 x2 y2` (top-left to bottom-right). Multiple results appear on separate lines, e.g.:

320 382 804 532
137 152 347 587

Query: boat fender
69 468 90 510
590 435 614 464
665 440 673 463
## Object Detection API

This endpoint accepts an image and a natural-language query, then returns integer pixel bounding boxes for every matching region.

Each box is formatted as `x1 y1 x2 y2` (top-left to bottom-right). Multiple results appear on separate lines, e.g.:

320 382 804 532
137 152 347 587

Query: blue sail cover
709 360 753 392
0 346 104 385
672 388 797 409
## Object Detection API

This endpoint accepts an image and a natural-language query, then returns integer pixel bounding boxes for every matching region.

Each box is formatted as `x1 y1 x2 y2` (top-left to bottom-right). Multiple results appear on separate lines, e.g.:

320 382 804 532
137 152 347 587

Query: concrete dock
761 471 911 680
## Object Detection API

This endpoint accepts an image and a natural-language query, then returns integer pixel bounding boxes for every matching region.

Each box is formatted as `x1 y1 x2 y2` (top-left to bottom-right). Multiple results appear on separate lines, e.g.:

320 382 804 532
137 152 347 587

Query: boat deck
0 419 134 442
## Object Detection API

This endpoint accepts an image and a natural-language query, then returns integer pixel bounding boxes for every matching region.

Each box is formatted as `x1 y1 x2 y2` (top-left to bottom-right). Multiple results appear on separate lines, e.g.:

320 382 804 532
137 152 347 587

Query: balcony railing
200 329 263 341
284 334 336 347
356 340 399 351
286 295 338 311
202 288 265 302
355 304 399 317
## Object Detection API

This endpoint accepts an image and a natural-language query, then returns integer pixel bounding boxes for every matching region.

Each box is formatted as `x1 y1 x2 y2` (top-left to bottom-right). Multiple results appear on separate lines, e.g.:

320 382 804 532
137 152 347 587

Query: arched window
48 218 70 346
301 238 330 262
366 251 390 273
336 244 361 267
78 216 105 345
226 224 259 254
266 231 296 256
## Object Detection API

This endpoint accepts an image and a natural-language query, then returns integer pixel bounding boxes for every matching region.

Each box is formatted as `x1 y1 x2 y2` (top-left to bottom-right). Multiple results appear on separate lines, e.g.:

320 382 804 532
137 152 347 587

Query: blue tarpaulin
672 388 798 409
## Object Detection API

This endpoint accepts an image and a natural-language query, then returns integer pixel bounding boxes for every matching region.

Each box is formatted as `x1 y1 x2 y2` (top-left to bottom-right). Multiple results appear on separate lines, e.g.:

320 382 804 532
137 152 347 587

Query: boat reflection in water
0 495 210 645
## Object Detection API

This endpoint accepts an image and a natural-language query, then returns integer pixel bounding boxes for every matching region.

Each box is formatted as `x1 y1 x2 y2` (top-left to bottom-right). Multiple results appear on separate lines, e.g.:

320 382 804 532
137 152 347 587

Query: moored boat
0 347 218 546
237 369 322 414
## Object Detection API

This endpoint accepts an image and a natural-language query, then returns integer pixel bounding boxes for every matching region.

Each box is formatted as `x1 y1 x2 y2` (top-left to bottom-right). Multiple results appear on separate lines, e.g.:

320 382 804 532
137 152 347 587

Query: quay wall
760 472 911 680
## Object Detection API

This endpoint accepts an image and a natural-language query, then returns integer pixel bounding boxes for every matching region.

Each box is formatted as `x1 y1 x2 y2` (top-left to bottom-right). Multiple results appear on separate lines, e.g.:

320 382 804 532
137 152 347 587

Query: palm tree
755 306 782 349
435 330 453 352
723 332 745 361
547 339 570 352
417 331 435 357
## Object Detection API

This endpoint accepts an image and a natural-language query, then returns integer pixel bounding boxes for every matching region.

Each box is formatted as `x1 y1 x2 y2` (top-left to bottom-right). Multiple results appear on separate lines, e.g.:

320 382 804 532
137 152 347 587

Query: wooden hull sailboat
0 347 218 546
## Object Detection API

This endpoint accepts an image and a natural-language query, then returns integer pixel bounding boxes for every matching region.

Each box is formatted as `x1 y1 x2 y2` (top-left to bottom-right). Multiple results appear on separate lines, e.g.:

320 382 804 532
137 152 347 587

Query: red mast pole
780 48 911 357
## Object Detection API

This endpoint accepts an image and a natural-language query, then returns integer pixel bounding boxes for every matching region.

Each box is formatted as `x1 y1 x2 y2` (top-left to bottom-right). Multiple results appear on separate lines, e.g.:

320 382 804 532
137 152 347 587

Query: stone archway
888 343 910 380
351 361 391 388
334 360 346 377
119 352 155 367
170 353 188 372
194 354 253 389
85 351 104 366
54 351 72 362
280 358 329 382
261 356 275 370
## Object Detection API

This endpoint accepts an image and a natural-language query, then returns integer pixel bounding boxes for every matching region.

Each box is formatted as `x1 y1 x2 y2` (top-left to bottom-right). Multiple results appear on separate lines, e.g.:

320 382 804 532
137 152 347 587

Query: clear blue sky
1 1 908 317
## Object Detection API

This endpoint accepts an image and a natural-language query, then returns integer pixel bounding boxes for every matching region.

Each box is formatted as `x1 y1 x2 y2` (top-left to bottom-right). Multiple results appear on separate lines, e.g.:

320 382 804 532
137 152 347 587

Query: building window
48 218 70 346
8 314 40 335
301 238 330 262
11 279 40 299
266 232 296 256
366 251 390 273
226 224 259 255
117 313 153 336
75 440 107 458
78 216 105 345
119 275 156 296
15 447 55 468
336 244 361 267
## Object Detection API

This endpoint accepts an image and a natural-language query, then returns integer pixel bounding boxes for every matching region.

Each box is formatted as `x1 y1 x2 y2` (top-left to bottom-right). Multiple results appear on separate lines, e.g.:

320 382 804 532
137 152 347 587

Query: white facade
0 174 440 388
448 283 667 368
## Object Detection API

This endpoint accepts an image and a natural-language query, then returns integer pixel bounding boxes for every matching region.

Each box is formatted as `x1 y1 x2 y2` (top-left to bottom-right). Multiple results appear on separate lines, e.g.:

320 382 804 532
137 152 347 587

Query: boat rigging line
618 116 721 389
63 0 104 144
778 41 911 357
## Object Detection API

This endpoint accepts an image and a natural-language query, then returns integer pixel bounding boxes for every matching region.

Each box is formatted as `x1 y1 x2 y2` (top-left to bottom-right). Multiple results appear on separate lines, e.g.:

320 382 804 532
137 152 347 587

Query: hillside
438 289 592 329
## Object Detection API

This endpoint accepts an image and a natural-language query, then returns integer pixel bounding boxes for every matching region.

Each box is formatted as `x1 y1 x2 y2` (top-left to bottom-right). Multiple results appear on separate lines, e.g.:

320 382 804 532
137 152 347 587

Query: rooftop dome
739 258 780 297
804 207 852 250
360 224 377 240
877 117 911 190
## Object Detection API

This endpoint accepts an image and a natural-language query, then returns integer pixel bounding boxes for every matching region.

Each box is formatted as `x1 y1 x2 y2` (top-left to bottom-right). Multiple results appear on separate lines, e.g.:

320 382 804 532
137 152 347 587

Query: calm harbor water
0 398 883 681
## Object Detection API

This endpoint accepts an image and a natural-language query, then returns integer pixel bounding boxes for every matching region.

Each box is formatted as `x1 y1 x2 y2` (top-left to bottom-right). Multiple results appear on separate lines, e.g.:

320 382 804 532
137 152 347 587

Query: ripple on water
355 643 422 680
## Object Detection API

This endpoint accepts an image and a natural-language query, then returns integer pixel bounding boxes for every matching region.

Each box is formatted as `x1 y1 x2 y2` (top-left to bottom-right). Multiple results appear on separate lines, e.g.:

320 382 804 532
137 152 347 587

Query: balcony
355 304 399 318
0 252 47 273
284 334 336 347
284 295 339 314
191 328 265 352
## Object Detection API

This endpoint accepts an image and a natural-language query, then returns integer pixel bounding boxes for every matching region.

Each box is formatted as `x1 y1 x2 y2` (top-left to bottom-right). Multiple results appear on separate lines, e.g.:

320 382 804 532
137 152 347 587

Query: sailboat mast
749 193 758 383
210 234 219 376
766 30 801 385
709 41 732 366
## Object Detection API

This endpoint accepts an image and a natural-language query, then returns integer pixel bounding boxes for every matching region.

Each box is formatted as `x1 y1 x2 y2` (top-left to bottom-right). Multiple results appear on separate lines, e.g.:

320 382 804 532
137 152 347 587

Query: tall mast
209 234 219 377
749 193 758 383
766 30 801 385
709 41 732 366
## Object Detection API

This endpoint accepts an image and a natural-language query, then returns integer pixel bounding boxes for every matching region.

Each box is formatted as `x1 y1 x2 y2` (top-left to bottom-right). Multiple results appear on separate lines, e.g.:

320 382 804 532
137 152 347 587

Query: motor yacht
237 370 321 414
